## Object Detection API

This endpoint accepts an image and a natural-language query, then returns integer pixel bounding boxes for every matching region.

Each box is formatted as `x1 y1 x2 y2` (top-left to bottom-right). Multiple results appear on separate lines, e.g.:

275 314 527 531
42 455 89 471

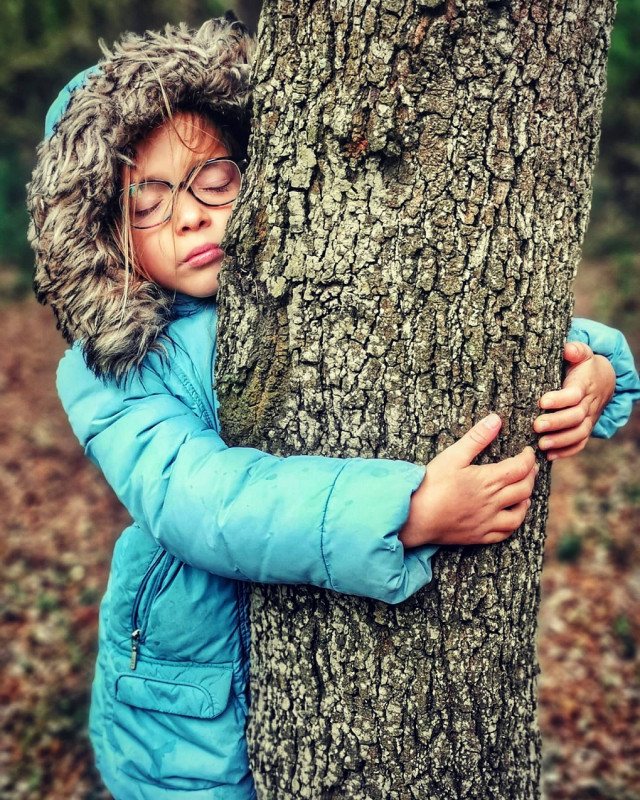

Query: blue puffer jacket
58 298 439 798
56 298 639 799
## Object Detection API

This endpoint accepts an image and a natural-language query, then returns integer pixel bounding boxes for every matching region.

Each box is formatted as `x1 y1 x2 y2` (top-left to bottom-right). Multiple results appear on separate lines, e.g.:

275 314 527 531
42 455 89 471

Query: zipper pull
130 629 140 670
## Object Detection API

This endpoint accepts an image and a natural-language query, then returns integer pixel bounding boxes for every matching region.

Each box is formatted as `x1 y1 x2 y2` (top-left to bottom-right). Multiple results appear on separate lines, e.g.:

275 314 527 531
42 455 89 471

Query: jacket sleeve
57 345 436 605
567 318 640 438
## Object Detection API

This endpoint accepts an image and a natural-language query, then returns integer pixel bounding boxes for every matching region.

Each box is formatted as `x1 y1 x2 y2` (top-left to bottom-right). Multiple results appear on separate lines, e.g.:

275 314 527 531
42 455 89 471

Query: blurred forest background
0 1 638 798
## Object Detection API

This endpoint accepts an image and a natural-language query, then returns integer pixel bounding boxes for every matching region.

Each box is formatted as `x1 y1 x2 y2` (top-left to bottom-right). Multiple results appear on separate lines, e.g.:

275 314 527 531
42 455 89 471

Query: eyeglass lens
128 160 241 229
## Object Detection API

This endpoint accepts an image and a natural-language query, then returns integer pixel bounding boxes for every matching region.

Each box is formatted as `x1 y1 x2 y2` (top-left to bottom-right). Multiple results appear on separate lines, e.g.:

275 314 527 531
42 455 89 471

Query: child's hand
533 341 616 461
400 414 538 548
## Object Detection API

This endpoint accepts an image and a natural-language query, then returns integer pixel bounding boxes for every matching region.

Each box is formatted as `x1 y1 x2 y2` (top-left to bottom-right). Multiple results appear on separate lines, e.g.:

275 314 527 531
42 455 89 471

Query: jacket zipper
130 629 141 670
129 549 174 670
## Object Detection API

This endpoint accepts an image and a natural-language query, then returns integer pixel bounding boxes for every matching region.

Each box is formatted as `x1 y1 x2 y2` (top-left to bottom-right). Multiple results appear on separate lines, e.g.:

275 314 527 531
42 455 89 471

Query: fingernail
483 413 501 430
537 420 549 432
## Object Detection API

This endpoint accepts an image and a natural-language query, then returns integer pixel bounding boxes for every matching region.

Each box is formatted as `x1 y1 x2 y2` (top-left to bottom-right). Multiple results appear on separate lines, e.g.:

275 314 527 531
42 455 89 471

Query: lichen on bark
216 0 615 796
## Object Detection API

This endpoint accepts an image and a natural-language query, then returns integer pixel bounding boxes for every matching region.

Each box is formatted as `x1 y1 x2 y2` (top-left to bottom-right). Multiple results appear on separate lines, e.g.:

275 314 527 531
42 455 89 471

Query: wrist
399 481 436 548
594 354 616 407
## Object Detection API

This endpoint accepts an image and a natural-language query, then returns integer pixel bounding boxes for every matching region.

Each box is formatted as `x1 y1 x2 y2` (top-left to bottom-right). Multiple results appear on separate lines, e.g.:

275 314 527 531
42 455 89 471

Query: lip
182 244 224 268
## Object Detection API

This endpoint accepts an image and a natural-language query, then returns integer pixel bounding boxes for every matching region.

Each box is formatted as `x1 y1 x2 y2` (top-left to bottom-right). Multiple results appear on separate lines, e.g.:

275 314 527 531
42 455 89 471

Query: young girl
27 17 640 800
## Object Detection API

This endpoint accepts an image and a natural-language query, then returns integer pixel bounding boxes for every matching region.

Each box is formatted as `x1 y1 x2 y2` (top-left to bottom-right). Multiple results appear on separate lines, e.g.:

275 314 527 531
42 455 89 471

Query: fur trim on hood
27 15 254 381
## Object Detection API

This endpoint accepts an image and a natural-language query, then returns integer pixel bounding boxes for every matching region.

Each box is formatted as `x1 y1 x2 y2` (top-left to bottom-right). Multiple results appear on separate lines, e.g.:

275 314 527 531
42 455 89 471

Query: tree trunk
216 1 615 797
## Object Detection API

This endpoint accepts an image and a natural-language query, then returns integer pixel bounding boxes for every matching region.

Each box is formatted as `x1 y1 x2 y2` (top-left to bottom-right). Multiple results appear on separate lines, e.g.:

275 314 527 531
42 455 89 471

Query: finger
539 385 584 410
480 501 531 543
485 446 536 486
445 413 502 467
479 531 513 545
494 500 530 532
539 421 591 452
545 441 588 461
563 341 594 365
495 470 536 509
534 404 587 433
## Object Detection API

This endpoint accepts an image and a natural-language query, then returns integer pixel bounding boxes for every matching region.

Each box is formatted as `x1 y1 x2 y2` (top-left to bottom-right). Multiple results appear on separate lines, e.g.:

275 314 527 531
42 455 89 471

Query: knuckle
517 458 532 479
578 421 591 438
468 429 487 446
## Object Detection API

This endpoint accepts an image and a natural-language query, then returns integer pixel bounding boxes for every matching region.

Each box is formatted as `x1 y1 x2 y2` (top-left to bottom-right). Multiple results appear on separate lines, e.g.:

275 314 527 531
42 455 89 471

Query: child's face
126 113 235 297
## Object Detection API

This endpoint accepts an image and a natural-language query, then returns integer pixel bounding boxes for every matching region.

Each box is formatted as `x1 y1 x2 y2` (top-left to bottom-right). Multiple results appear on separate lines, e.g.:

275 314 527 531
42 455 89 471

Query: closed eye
129 181 170 218
199 180 233 194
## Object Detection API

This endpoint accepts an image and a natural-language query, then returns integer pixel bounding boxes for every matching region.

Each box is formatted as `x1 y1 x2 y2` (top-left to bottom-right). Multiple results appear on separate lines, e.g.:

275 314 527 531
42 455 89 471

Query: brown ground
0 295 638 800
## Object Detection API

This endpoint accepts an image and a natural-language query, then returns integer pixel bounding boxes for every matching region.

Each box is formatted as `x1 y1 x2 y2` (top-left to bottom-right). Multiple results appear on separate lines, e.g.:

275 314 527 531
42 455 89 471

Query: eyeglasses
123 158 243 230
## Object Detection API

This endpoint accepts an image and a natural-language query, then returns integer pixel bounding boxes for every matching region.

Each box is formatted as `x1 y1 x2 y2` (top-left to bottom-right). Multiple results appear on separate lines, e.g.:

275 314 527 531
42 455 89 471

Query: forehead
130 113 229 177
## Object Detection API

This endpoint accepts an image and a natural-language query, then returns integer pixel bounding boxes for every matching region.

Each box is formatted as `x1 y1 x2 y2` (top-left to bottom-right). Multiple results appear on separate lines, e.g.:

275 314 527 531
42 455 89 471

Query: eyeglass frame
121 157 246 230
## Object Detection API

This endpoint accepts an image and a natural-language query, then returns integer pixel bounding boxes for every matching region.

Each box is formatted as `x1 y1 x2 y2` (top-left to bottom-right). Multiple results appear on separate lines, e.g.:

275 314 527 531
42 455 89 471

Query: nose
173 189 211 233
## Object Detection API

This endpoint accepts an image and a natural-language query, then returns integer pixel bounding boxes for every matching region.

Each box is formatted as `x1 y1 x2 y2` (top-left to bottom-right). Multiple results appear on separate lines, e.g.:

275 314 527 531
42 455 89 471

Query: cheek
132 230 175 274
131 228 149 261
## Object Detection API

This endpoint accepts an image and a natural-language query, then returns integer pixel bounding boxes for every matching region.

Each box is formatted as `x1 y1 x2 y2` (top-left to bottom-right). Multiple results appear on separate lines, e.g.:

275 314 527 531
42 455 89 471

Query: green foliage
0 145 32 274
36 592 60 614
587 1 640 251
570 6 640 336
556 531 583 563
622 481 640 504
606 0 640 103
613 614 636 659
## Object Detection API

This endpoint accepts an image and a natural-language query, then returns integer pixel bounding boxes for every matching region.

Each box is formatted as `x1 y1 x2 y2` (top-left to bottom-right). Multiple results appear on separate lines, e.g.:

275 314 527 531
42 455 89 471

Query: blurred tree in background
602 0 640 222
0 0 257 294
583 0 640 337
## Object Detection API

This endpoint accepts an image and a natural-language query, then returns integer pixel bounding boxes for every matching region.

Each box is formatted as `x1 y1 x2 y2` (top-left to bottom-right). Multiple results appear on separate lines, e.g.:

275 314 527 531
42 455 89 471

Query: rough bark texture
216 1 615 797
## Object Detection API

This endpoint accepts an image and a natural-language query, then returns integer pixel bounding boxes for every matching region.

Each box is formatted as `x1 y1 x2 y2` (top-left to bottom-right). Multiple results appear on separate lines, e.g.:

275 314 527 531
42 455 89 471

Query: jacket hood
27 15 254 381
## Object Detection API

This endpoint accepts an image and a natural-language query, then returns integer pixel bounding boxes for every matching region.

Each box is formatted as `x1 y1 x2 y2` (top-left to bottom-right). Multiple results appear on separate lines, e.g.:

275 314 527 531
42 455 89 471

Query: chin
184 269 221 298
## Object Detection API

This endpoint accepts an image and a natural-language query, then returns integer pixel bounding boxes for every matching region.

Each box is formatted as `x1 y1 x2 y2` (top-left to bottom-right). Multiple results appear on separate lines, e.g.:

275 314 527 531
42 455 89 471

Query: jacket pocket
106 659 249 790
115 660 232 718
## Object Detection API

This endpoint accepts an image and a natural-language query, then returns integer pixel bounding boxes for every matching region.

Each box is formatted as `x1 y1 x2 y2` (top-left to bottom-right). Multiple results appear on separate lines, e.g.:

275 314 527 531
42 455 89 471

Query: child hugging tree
27 16 640 799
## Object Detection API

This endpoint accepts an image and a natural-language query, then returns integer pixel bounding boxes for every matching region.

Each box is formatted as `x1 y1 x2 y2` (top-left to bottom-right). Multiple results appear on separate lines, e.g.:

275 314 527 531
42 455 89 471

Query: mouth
182 244 224 268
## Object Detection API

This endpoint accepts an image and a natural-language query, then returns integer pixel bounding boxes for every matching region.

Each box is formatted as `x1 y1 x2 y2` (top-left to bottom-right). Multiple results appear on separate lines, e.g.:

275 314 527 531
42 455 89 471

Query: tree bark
216 1 615 797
